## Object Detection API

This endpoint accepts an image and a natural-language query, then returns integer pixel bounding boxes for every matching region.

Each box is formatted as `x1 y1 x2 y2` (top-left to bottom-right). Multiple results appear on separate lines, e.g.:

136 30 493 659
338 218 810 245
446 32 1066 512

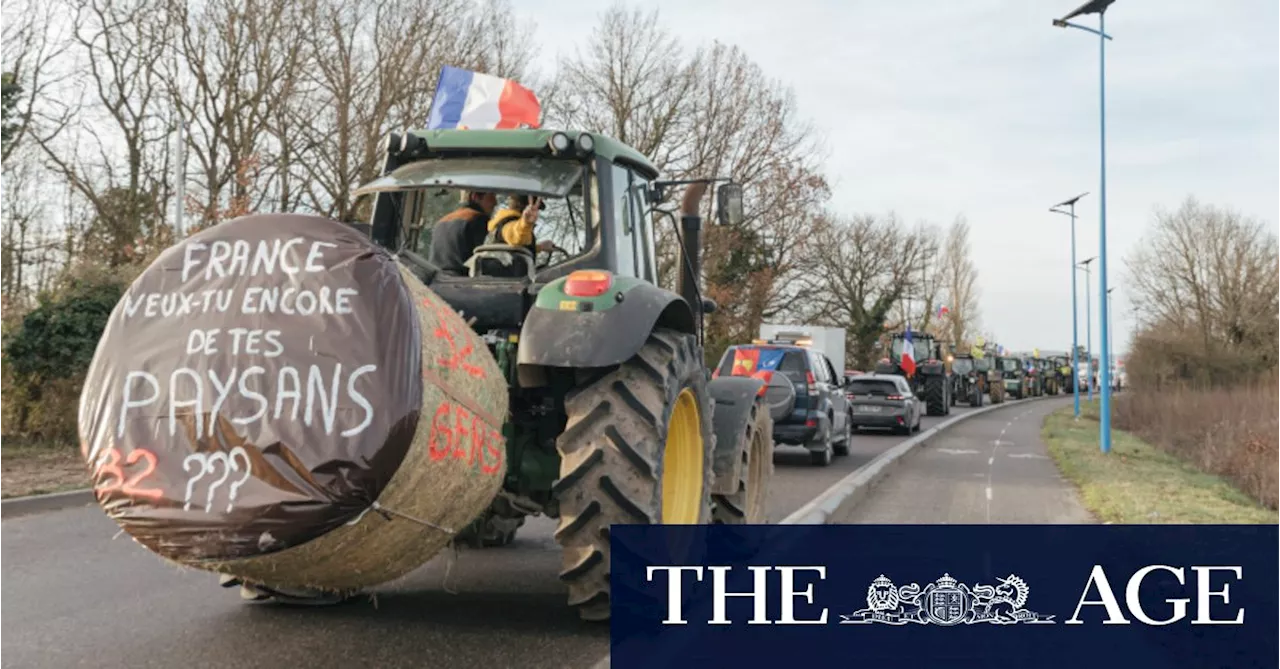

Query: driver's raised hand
522 196 542 224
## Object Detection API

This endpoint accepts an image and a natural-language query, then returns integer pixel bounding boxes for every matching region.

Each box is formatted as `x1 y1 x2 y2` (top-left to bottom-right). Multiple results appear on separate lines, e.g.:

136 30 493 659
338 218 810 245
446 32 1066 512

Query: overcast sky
512 0 1279 356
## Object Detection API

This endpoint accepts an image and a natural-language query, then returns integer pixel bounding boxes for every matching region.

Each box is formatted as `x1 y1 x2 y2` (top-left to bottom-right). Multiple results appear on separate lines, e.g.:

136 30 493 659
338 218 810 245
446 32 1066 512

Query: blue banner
610 525 1277 669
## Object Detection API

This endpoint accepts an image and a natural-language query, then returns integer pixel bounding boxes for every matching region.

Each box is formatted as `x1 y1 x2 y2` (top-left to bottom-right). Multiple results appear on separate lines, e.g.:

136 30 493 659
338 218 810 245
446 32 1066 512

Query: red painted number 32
95 447 165 501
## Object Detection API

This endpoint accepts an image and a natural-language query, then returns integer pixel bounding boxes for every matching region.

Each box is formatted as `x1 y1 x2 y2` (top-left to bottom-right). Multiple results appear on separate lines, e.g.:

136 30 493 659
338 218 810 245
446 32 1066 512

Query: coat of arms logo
840 573 1055 626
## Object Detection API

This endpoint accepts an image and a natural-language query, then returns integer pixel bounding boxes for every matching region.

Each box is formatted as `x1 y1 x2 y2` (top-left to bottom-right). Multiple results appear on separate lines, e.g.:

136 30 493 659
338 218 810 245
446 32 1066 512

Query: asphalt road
2 402 990 669
845 397 1094 524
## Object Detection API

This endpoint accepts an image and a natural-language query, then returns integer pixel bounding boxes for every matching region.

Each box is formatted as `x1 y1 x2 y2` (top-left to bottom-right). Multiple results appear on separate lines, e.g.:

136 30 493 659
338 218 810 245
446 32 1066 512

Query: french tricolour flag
427 65 541 130
901 324 917 377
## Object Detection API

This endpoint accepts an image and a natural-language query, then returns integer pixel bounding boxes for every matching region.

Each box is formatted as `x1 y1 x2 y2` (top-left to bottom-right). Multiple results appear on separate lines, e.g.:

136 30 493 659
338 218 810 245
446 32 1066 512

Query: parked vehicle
844 373 923 435
716 339 851 466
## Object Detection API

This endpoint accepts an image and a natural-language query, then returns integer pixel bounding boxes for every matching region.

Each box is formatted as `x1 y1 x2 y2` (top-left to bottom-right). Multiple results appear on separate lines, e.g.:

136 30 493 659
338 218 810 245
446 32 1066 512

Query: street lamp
1077 256 1095 402
1054 0 1116 453
1051 192 1088 418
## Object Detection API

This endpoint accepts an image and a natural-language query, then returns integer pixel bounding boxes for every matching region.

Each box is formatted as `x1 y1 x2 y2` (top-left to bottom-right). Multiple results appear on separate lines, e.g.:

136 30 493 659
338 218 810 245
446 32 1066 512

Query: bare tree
32 0 175 264
165 0 307 230
887 221 943 334
548 7 830 361
794 213 937 369
1 0 75 165
1125 196 1278 380
940 215 980 347
546 4 696 167
293 0 533 221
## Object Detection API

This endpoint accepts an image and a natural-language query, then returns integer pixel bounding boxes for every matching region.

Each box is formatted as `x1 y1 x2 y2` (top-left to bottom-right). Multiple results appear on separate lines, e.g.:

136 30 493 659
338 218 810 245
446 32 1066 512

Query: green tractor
1039 358 1061 395
949 352 987 407
346 128 773 620
986 353 1006 404
998 355 1029 399
875 331 952 415
1054 355 1075 394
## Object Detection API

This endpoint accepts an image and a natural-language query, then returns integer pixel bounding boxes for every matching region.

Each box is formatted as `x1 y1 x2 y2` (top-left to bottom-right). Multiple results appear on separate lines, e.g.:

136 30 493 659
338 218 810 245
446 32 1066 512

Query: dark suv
715 342 851 466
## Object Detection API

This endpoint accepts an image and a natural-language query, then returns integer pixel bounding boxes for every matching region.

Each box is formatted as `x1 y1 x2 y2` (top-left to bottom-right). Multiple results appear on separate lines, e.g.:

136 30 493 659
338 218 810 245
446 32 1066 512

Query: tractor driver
487 194 557 256
427 189 497 276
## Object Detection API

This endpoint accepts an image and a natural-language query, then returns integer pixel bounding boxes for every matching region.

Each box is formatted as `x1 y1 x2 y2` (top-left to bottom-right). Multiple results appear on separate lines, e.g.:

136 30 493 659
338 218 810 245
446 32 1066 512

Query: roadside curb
587 395 1061 668
1 488 95 520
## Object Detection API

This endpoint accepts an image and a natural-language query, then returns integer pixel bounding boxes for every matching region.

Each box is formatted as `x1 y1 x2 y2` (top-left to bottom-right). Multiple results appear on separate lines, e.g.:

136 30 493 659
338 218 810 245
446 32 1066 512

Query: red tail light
805 371 817 394
887 394 904 400
712 368 720 379
564 270 612 297
805 418 818 427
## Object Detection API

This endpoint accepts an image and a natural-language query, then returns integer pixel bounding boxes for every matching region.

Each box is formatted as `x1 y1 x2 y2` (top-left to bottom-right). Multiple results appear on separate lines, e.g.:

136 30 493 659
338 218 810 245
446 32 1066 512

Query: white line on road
1007 453 1048 459
988 457 994 465
985 487 993 500
937 448 981 455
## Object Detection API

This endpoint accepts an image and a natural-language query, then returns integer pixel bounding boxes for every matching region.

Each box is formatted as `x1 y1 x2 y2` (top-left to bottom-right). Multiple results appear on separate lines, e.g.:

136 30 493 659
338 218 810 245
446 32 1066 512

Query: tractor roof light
399 132 428 157
575 133 595 154
564 270 612 297
549 132 571 154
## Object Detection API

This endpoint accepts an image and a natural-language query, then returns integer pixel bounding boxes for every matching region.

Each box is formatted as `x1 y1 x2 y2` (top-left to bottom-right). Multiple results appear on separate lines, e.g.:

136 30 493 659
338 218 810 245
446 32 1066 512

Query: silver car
844 373 924 435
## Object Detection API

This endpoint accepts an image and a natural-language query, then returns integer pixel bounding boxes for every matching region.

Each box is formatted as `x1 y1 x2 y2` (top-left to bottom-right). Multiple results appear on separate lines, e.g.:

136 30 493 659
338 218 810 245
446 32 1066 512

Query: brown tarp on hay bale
77 214 508 592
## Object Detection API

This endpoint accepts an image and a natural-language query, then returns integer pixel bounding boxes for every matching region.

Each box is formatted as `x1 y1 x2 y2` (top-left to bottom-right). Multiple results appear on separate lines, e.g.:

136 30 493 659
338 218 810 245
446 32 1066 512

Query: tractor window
974 358 992 372
627 170 655 282
1001 358 1020 372
891 337 933 363
609 164 638 278
403 178 592 265
952 358 974 374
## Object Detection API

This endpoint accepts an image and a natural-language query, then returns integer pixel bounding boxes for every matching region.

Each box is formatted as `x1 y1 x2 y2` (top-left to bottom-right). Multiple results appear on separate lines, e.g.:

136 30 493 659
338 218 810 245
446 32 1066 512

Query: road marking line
988 457 994 465
937 448 981 455
1007 453 1048 459
985 487 993 500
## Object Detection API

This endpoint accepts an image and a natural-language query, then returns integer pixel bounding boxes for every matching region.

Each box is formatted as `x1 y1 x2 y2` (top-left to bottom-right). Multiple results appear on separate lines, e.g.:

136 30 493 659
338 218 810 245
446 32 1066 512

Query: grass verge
1042 403 1277 524
2 444 88 499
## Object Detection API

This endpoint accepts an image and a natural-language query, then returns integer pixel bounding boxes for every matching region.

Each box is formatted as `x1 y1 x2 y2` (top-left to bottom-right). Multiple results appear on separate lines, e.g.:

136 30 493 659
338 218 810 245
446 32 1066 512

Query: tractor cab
356 129 744 341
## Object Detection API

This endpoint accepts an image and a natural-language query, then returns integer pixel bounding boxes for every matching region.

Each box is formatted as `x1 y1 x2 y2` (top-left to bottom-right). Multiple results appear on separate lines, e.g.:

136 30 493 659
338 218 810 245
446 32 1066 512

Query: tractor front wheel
552 329 714 622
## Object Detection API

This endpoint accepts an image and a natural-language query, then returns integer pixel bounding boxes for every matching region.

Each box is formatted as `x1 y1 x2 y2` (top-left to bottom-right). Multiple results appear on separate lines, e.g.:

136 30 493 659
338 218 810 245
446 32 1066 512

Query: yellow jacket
487 207 536 247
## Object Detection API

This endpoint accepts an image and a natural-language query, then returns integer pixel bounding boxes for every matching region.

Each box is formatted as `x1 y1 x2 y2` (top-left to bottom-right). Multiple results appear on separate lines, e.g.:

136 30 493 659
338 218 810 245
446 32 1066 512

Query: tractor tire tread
553 328 714 622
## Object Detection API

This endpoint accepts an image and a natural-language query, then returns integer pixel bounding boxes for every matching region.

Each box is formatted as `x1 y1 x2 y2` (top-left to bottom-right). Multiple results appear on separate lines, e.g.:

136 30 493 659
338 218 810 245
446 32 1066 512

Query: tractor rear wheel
712 402 774 524
552 328 714 622
924 374 948 416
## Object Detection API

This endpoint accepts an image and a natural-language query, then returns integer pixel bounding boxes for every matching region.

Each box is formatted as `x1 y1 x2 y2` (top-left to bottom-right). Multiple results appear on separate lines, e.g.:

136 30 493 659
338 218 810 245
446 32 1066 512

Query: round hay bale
77 213 508 592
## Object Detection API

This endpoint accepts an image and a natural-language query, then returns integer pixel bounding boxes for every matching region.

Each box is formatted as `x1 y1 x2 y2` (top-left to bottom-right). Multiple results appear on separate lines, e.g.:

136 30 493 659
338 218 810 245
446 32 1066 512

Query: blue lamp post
1054 0 1116 454
1077 256 1095 402
1051 193 1088 419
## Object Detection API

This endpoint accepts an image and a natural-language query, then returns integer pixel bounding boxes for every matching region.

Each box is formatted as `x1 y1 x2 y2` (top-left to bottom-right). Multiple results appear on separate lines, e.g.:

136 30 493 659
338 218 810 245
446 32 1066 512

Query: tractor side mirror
717 182 744 226
701 297 718 314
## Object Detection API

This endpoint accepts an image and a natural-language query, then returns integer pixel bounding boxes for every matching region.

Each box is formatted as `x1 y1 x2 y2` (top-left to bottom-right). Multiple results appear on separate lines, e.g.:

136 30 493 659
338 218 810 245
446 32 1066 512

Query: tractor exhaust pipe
677 210 702 325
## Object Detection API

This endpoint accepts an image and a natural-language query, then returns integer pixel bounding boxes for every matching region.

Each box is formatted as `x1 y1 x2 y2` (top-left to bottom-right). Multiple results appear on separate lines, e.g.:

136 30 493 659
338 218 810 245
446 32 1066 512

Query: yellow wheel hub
661 388 704 524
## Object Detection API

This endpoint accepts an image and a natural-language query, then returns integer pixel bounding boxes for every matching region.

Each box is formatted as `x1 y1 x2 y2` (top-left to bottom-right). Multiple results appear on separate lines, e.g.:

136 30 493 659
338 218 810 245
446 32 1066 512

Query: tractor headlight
549 132 571 154
575 133 595 154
